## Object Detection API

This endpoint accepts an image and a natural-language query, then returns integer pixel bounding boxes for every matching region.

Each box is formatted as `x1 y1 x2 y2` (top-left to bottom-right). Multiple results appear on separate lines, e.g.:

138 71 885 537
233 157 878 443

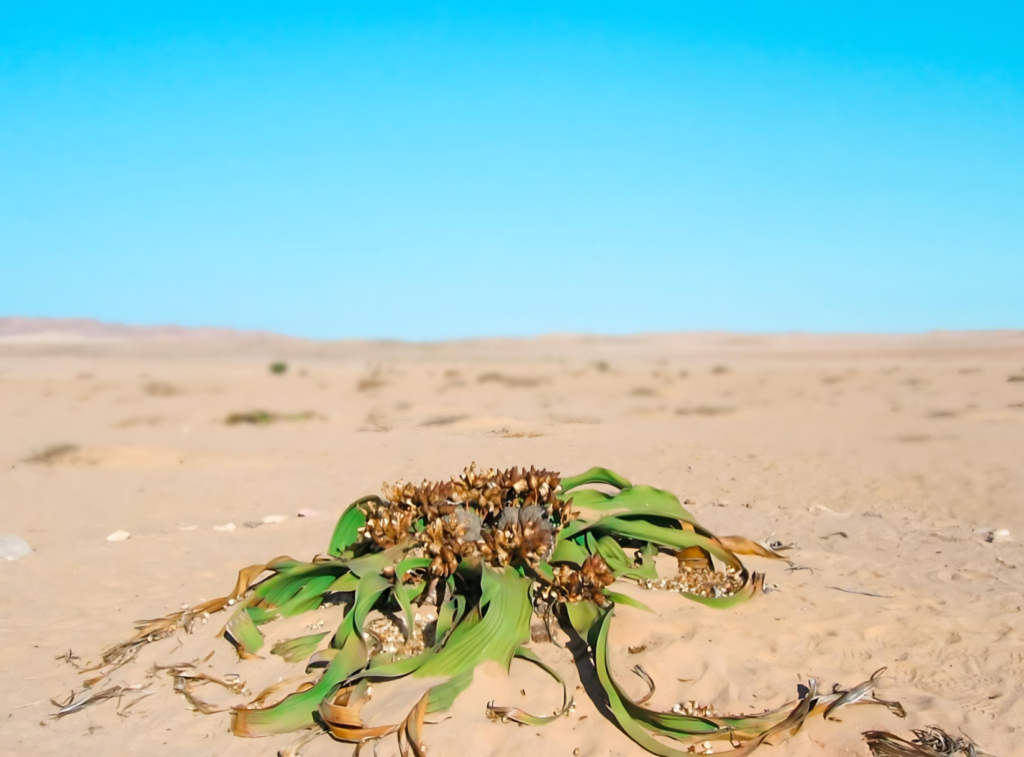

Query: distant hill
0 317 285 343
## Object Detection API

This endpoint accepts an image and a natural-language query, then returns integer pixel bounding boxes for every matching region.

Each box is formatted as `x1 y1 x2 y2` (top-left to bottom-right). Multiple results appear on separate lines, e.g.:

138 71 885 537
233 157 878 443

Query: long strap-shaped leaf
486 646 573 725
592 608 904 754
560 467 633 492
328 497 374 556
564 486 699 523
567 516 743 572
232 572 389 736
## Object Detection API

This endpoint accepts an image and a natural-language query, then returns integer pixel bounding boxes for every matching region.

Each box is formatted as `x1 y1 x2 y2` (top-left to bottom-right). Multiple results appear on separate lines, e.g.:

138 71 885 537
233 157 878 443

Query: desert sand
1 325 1022 757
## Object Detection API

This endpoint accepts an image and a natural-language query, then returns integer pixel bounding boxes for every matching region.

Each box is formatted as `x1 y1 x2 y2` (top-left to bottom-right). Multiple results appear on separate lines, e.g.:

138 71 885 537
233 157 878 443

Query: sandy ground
1 331 1022 757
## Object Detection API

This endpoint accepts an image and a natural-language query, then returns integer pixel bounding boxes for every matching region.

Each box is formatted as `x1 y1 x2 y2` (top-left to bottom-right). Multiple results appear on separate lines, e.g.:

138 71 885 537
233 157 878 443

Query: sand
1 329 1022 756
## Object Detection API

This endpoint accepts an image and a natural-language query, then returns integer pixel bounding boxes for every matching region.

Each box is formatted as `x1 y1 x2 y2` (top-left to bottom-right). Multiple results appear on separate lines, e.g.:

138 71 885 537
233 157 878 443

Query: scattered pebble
213 523 237 532
0 534 32 561
977 528 1013 544
106 530 131 542
177 525 198 531
297 508 322 518
808 504 849 517
262 515 287 525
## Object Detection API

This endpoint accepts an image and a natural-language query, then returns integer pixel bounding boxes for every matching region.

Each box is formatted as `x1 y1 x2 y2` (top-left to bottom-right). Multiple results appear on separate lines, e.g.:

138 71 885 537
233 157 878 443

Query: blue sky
1 2 1022 339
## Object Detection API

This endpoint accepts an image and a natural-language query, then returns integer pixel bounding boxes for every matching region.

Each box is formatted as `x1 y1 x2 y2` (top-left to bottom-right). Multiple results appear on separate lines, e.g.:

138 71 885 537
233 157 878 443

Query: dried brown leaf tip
863 726 984 756
549 555 616 606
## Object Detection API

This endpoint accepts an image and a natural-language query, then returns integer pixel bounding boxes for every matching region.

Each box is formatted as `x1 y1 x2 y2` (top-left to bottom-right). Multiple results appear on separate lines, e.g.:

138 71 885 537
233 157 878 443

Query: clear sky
1 2 1022 340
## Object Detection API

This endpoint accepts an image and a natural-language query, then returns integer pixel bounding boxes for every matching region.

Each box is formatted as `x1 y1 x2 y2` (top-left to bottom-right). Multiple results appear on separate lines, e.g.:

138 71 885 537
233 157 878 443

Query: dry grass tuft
675 406 735 416
143 381 178 397
225 410 315 425
23 443 80 465
419 414 468 427
478 372 546 388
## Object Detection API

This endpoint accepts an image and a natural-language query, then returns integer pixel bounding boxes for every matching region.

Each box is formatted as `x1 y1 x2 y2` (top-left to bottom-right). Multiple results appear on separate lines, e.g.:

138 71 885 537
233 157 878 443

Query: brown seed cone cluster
480 506 555 568
383 463 572 526
360 464 575 577
419 507 483 577
362 498 417 550
548 555 616 606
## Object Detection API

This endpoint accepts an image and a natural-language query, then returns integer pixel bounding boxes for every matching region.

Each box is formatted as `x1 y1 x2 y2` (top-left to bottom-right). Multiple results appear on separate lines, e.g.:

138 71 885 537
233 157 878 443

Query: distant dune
2 316 1022 360
0 316 287 344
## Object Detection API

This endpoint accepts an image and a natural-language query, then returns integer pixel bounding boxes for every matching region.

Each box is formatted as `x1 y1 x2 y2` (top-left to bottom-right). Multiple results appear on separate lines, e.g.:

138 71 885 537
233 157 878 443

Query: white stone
213 523 237 532
0 535 32 561
297 508 322 518
262 514 287 524
106 530 131 542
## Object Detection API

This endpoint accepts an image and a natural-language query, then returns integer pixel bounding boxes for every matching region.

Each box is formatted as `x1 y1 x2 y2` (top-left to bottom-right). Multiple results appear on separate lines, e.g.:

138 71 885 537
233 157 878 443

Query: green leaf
570 485 698 523
414 566 533 714
582 517 741 570
564 600 603 642
232 633 369 736
331 571 391 649
276 574 336 617
602 590 654 613
255 562 349 606
345 543 410 577
638 541 659 580
563 488 615 510
328 572 359 592
328 501 369 557
392 579 415 641
270 632 328 663
396 557 432 576
486 646 573 725
425 668 474 712
595 535 631 573
549 539 588 565
560 467 633 492
435 597 457 640
224 606 265 656
593 611 718 755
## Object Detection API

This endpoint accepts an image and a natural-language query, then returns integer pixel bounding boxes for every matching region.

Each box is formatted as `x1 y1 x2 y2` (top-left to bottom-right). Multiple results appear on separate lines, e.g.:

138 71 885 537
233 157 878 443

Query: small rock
0 535 32 561
993 529 1013 543
808 504 849 517
177 525 198 531
262 514 287 524
297 508 322 518
106 530 131 542
243 521 263 529
213 523 237 532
